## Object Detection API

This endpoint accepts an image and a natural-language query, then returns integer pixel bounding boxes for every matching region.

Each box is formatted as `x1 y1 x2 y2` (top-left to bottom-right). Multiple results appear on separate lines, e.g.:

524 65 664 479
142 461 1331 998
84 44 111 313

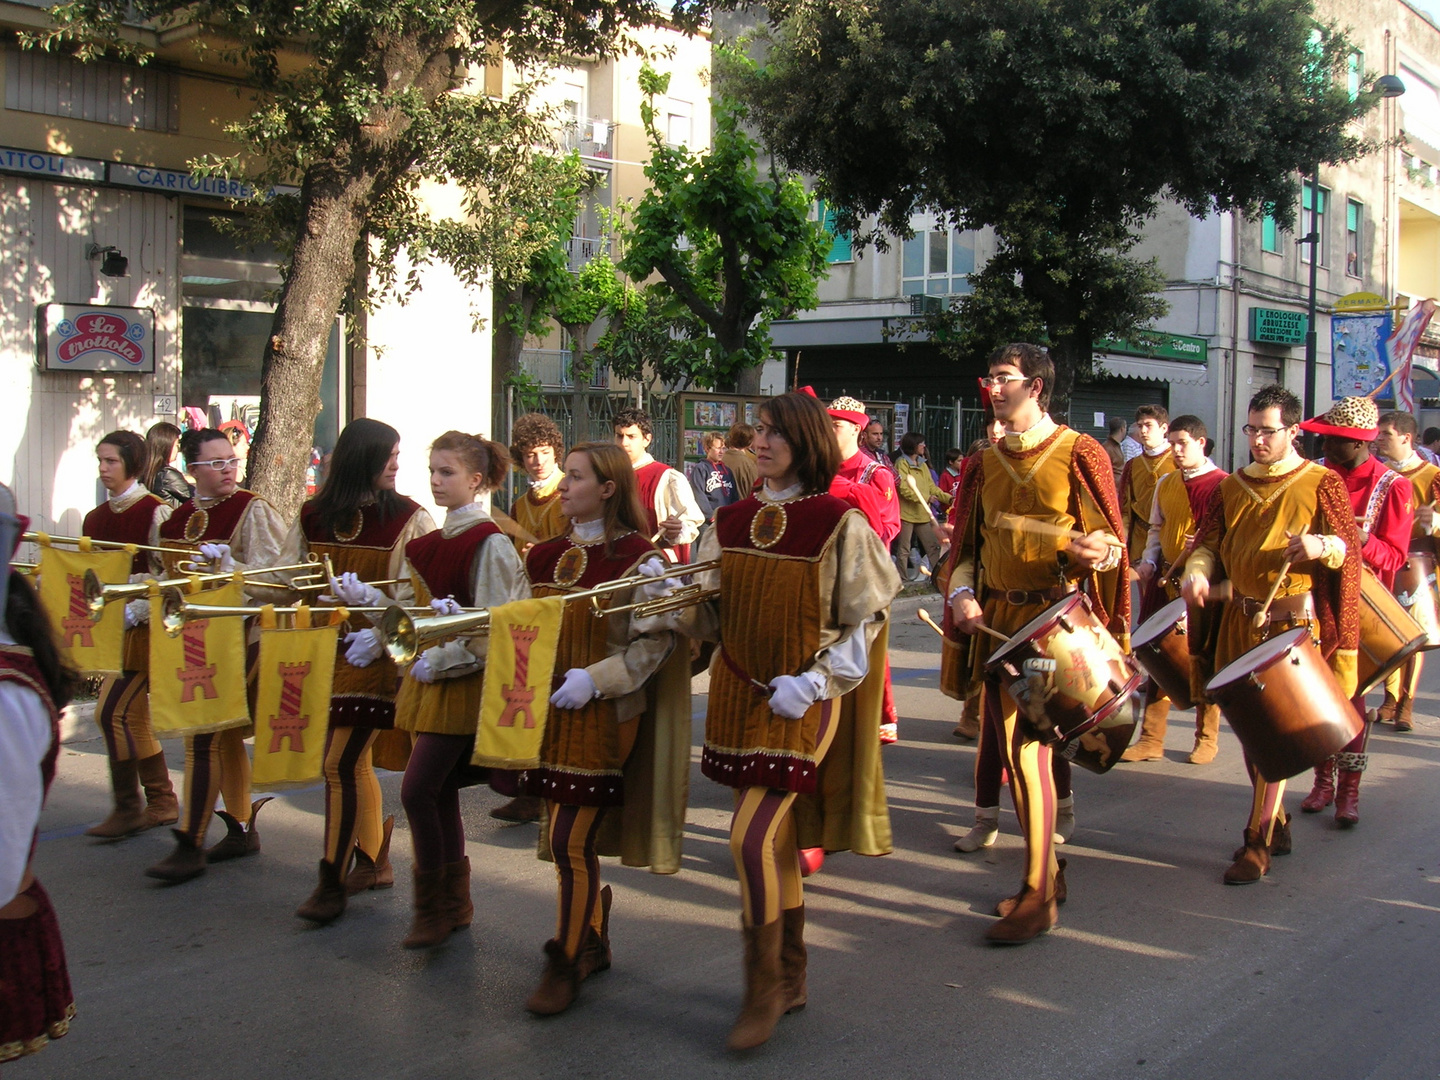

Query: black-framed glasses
192 458 241 472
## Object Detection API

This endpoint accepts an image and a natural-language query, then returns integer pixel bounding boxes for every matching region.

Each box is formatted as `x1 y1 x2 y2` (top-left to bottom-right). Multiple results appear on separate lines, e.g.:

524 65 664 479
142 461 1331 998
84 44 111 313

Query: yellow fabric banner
251 615 339 790
148 578 251 737
37 542 132 675
471 595 565 769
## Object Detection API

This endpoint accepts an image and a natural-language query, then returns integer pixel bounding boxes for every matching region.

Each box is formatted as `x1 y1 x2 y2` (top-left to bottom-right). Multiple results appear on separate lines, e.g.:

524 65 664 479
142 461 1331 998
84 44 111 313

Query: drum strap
1360 470 1399 536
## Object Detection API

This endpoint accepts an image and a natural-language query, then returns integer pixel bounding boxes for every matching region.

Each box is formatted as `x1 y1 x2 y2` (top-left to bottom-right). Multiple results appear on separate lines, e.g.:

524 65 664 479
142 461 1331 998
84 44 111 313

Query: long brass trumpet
83 560 324 622
159 588 433 638
380 606 492 664
23 531 200 557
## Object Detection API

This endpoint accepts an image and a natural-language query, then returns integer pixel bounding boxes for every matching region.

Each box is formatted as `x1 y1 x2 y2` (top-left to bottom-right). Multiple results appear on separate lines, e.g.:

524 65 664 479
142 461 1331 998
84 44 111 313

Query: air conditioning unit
909 295 943 315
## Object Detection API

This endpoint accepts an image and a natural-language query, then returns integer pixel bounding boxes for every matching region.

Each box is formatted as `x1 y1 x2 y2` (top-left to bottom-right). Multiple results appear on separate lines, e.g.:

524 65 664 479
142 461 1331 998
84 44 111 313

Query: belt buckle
1005 589 1030 605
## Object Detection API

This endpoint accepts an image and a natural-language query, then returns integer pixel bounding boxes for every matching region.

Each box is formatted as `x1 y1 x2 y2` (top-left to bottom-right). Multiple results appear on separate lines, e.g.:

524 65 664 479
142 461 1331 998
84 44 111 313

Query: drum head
1132 597 1188 649
988 593 1084 666
1207 627 1310 691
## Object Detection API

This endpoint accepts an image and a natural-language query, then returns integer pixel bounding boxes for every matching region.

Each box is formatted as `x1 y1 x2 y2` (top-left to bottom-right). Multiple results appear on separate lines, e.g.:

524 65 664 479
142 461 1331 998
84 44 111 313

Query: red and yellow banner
36 539 132 675
148 576 251 737
471 596 564 769
251 609 341 790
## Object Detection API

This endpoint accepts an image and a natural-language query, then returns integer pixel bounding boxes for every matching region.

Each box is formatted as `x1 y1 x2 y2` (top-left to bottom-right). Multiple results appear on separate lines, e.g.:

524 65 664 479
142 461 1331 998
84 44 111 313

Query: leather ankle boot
996 858 1066 917
727 919 787 1050
1375 689 1399 724
954 806 1000 852
1395 694 1414 733
137 752 179 828
401 867 452 949
1334 769 1362 827
1223 828 1270 884
1189 704 1220 764
144 829 207 883
526 939 581 1015
1232 814 1291 860
86 758 146 838
953 694 981 740
1300 759 1335 813
779 906 807 1014
490 795 543 823
295 859 348 924
1120 698 1170 761
206 798 271 862
442 856 474 932
346 815 395 894
577 885 612 980
986 886 1058 944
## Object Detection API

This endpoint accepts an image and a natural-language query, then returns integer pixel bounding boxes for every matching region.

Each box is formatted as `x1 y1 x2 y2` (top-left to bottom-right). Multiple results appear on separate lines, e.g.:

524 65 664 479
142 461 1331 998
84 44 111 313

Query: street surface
17 594 1440 1079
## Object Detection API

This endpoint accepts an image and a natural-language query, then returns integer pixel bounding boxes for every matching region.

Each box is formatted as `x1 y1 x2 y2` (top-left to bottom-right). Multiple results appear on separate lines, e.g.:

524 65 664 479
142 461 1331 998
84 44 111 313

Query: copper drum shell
1130 597 1194 710
1356 568 1428 695
986 593 1143 775
1206 627 1362 782
1394 551 1440 651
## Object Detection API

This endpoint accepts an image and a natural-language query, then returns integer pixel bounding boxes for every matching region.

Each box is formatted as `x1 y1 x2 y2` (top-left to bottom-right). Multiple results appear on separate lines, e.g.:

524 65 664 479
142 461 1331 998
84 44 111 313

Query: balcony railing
559 118 614 160
519 348 609 389
566 235 610 272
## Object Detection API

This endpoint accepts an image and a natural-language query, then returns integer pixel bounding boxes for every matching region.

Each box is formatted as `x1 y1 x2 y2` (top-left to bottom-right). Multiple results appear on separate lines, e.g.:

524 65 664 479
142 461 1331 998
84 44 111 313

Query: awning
1094 352 1209 386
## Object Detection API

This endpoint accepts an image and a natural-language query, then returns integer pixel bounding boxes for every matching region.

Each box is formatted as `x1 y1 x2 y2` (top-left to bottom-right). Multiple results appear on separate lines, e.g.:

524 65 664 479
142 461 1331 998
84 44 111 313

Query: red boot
798 848 825 877
1334 768 1361 828
1300 758 1335 813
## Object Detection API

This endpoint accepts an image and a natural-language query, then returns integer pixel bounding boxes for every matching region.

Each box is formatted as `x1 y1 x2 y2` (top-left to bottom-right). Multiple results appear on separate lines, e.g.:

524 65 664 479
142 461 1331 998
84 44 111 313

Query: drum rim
1044 667 1145 745
987 592 1086 666
1205 626 1311 691
1131 596 1188 649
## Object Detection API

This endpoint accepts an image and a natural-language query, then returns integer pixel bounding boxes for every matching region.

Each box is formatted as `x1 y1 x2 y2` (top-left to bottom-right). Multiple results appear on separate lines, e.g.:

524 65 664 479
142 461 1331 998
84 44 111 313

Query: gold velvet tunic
1120 450 1176 563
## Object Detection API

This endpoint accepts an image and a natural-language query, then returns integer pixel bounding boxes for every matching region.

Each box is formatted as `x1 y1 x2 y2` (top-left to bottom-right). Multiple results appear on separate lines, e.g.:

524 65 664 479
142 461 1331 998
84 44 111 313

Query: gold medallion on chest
183 509 210 543
749 503 788 549
554 544 588 587
1011 483 1036 514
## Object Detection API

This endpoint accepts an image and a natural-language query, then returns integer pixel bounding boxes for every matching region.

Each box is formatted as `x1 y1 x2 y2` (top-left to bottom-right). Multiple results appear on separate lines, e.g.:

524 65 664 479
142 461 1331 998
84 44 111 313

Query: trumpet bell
380 606 491 665
83 568 150 622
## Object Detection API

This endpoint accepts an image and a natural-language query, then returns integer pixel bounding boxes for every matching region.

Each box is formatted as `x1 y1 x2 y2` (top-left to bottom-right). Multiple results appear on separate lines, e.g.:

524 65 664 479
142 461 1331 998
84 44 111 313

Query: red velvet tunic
158 491 257 567
831 451 901 546
634 459 691 563
83 492 164 575
405 522 501 608
1324 455 1413 588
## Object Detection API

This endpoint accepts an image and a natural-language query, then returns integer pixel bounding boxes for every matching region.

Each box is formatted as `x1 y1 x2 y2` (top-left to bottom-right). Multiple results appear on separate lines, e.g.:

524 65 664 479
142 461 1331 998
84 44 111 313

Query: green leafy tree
31 0 704 516
736 0 1378 414
618 63 832 392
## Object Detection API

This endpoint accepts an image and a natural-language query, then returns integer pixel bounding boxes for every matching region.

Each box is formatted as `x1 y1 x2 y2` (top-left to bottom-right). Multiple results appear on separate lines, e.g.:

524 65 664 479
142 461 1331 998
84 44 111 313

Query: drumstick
993 512 1124 550
1253 559 1293 629
917 606 1010 643
903 474 942 527
489 506 541 548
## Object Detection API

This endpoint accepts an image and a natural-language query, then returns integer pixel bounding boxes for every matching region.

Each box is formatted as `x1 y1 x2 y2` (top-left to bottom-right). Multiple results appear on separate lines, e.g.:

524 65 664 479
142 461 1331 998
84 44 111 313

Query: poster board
675 392 772 468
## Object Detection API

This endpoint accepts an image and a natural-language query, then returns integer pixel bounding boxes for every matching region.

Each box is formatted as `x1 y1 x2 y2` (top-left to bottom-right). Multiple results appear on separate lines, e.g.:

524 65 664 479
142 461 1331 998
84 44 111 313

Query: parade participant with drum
1123 415 1227 764
146 429 289 883
1374 410 1440 732
948 343 1128 943
612 407 704 562
82 431 179 838
1182 386 1361 884
1295 398 1412 826
1118 405 1175 566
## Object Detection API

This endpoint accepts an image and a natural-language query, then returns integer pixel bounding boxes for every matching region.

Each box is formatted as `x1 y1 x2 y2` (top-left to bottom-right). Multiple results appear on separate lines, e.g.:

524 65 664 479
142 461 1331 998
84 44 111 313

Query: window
1346 199 1363 277
1300 182 1328 266
1261 209 1279 254
902 217 979 296
815 201 853 264
1348 51 1363 102
665 100 692 148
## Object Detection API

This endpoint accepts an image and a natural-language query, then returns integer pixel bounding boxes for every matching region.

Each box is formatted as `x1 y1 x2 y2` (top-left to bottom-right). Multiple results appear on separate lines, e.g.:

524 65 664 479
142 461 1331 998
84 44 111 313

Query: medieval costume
1379 450 1440 731
631 452 704 562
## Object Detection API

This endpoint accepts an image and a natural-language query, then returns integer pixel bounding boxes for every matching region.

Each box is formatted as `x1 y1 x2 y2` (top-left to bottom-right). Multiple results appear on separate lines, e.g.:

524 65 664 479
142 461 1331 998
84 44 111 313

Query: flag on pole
148 575 251 737
36 539 132 675
1390 299 1437 414
250 607 342 790
471 595 565 769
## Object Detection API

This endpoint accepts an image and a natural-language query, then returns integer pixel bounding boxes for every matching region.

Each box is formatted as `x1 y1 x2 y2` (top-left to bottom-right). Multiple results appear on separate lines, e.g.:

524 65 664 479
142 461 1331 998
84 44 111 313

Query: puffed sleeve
0 683 53 905
658 468 705 546
808 511 903 699
232 496 289 599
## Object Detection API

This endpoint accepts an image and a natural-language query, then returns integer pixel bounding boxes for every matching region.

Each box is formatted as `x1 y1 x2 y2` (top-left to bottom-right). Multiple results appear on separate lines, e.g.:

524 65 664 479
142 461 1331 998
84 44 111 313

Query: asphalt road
16 594 1440 1080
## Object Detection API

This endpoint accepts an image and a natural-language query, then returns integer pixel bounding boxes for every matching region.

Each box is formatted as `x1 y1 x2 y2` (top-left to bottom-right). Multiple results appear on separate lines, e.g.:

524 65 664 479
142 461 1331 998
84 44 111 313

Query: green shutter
1262 213 1278 253
816 200 853 264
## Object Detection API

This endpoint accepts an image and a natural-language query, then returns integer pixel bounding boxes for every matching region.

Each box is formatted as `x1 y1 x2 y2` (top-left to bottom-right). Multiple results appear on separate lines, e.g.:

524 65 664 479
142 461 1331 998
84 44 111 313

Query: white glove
549 667 598 710
343 629 384 668
410 656 436 684
767 671 826 720
329 571 383 607
198 542 235 572
636 556 676 602
123 598 149 629
430 597 464 616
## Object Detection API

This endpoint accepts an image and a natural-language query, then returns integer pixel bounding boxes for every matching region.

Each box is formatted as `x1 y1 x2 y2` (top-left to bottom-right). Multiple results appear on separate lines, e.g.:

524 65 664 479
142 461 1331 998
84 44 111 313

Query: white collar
1389 453 1422 472
1242 450 1305 479
571 517 605 542
1181 458 1218 481
441 501 489 537
1142 443 1169 458
110 479 143 504
760 480 804 502
530 468 558 490
1004 413 1057 453
634 452 655 469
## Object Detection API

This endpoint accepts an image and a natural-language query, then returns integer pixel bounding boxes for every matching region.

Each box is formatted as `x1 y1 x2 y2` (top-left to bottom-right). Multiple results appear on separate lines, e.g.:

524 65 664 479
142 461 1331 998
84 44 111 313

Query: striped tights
96 671 160 763
180 729 251 843
321 724 384 866
988 682 1060 901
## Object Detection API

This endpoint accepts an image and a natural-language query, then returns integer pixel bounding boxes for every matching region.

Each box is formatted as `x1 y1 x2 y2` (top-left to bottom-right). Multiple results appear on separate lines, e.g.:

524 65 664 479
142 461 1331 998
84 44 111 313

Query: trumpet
22 531 200 557
380 606 492 664
83 559 325 622
159 587 433 638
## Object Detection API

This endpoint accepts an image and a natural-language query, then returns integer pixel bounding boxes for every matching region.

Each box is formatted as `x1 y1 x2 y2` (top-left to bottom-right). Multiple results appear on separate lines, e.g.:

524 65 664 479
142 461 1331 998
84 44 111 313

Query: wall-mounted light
85 243 129 278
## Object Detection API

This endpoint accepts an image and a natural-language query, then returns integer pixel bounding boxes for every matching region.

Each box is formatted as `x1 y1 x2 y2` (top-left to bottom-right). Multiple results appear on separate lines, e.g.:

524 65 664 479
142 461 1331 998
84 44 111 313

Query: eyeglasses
192 458 241 472
979 374 1031 390
1241 425 1290 439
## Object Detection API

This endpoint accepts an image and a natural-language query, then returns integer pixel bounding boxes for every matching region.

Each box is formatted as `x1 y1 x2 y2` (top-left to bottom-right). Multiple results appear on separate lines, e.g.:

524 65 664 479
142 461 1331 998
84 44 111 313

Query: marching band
9 344 1440 1064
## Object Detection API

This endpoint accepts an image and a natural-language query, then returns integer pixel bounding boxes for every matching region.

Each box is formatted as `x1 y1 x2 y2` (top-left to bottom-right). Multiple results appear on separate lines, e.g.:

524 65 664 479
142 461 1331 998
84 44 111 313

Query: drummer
1123 415 1227 764
948 343 1129 943
1374 410 1440 732
1182 386 1362 884
1118 405 1175 571
1295 398 1411 827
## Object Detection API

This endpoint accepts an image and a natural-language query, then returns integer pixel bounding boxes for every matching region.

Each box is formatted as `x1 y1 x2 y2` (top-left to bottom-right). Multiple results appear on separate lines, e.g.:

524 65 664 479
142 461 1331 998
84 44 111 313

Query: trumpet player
289 418 435 921
146 428 288 883
83 430 179 839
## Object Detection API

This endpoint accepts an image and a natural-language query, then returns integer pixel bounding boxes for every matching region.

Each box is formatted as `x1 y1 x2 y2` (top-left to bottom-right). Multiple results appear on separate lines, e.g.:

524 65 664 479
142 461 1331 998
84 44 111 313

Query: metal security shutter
1066 380 1170 445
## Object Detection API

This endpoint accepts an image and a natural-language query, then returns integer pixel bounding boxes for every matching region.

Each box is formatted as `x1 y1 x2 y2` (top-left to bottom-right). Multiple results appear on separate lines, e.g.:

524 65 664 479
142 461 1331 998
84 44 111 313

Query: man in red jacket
1298 397 1413 826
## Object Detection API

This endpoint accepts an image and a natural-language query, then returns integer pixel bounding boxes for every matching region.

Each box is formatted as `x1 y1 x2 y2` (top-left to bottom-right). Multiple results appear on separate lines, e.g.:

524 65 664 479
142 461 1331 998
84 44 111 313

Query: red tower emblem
268 661 313 752
496 624 542 728
176 620 219 702
61 573 96 650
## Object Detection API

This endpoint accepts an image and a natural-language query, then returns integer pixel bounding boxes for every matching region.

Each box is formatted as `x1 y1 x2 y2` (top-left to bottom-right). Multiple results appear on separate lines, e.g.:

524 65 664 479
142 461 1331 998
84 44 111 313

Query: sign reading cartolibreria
1249 307 1308 346
38 305 155 373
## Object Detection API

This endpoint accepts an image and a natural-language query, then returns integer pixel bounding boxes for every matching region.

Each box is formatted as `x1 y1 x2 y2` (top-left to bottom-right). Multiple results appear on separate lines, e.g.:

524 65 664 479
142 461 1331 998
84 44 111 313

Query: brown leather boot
137 752 179 828
1232 814 1291 860
86 758 147 838
779 906 807 1014
144 829 207 883
727 919 787 1050
442 856 474 932
577 884 612 980
1120 697 1169 761
526 939 581 1015
1394 694 1414 733
295 859 348 924
1375 688 1399 724
401 867 452 949
206 798 272 862
996 858 1067 917
345 815 395 894
1300 759 1335 813
953 694 981 740
1223 828 1270 884
986 886 1058 944
490 795 543 823
1188 704 1220 764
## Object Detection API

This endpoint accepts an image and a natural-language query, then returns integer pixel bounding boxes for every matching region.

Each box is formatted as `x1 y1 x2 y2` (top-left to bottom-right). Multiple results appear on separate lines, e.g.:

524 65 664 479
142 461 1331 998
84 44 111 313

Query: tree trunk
731 362 763 396
1044 325 1093 428
565 323 591 443
492 284 533 438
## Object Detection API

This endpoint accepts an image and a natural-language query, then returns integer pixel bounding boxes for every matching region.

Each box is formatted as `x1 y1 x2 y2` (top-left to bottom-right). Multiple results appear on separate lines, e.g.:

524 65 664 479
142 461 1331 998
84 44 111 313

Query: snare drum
985 593 1143 774
1394 551 1440 650
1357 569 1427 695
1206 627 1362 782
1130 597 1194 709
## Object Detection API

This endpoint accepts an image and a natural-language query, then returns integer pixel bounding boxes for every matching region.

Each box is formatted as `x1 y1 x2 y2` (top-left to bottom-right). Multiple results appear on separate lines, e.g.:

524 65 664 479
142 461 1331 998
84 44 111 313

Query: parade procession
9 0 1440 1075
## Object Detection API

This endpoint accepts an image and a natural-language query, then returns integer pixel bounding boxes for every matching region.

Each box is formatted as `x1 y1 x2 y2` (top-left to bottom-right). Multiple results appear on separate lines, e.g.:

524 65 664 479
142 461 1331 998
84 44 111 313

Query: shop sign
1249 307 1308 346
0 146 105 182
108 163 261 199
38 305 155 374
1096 331 1208 364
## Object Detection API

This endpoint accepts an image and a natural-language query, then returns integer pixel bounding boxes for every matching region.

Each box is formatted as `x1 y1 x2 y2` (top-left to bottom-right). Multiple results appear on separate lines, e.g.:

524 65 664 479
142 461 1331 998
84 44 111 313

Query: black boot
206 797 271 862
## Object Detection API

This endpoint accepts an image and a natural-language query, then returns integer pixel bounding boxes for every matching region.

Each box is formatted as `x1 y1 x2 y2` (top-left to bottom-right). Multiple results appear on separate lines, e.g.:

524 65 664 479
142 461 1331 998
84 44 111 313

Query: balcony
559 118 614 161
519 348 609 389
567 235 609 272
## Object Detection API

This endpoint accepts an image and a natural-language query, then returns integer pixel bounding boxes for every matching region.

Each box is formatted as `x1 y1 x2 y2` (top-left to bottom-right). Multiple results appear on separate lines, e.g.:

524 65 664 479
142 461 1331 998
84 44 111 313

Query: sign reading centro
39 304 155 374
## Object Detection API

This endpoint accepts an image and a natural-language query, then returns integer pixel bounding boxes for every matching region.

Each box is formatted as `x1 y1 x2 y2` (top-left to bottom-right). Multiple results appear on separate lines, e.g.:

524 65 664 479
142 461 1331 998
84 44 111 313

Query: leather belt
999 584 1075 606
1235 592 1315 622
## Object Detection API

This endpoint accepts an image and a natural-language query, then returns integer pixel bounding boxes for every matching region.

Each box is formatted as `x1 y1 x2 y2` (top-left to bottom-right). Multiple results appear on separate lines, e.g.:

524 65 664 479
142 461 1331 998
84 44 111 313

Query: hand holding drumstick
992 511 1121 572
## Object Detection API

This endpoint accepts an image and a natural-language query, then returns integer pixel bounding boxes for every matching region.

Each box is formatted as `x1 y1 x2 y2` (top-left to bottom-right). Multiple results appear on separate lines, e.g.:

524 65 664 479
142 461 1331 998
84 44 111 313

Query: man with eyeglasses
145 427 288 884
1182 385 1362 885
944 343 1128 943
